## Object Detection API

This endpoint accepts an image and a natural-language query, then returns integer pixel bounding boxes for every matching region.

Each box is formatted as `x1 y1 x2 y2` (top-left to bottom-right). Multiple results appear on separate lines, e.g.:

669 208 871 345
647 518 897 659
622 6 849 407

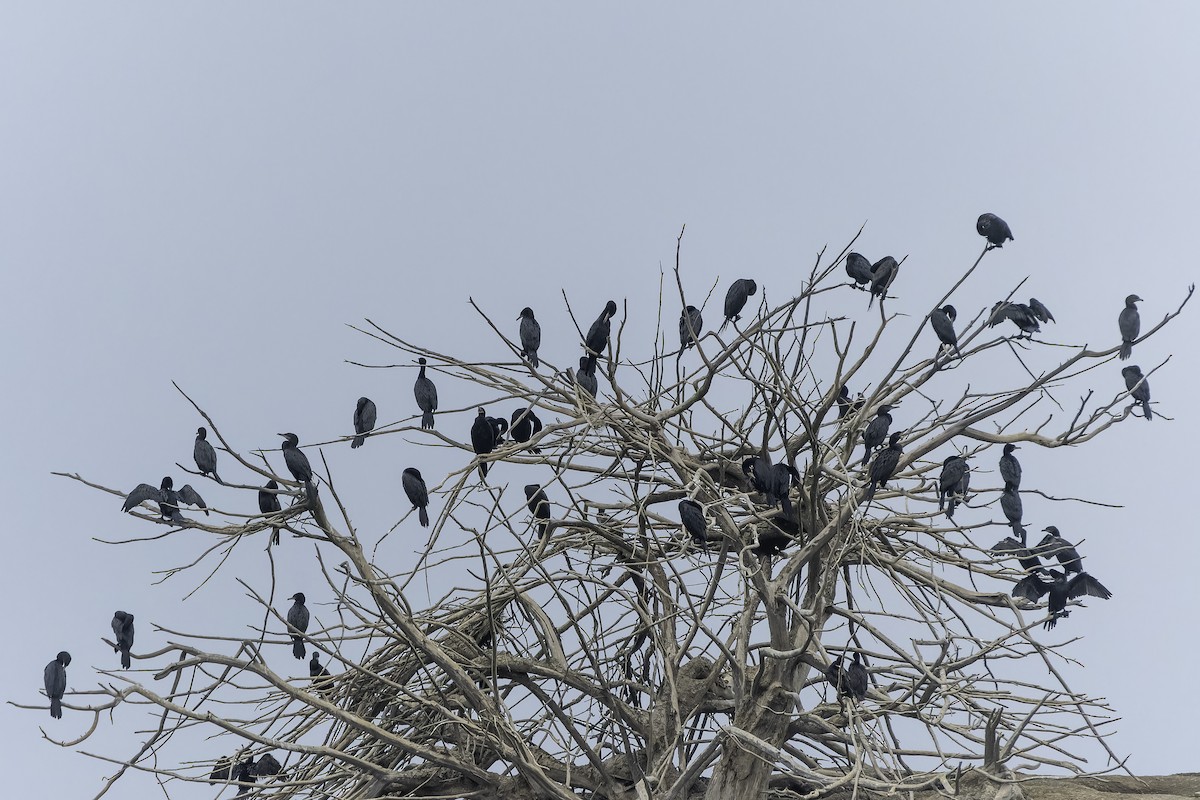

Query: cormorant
258 479 282 545
518 307 541 368
1122 365 1152 421
861 405 894 467
122 476 207 523
524 484 551 538
1021 569 1112 629
937 455 969 517
585 300 618 356
576 355 598 399
510 407 543 451
929 305 962 360
193 427 220 482
999 443 1022 491
351 397 377 448
999 485 1024 541
678 499 707 545
414 358 438 429
719 279 757 332
209 756 234 784
846 652 868 701
976 213 1014 247
487 415 508 444
232 757 256 795
767 463 797 517
44 651 70 718
741 456 772 496
1118 294 1142 360
401 467 430 527
845 253 873 289
253 754 282 777
309 652 331 680
1029 298 1055 325
286 593 309 660
990 536 1046 601
470 408 497 479
988 301 1041 337
679 305 703 350
865 432 903 501
111 611 134 669
868 256 898 308
278 433 313 483
1035 526 1082 574
825 656 848 696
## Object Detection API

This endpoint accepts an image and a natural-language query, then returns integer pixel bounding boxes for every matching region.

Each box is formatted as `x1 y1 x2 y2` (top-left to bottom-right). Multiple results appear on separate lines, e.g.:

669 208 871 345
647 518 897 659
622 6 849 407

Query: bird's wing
1030 299 1055 323
363 401 377 430
122 483 162 512
1012 574 1050 602
177 485 207 510
288 604 310 633
989 537 1022 555
1068 573 1112 600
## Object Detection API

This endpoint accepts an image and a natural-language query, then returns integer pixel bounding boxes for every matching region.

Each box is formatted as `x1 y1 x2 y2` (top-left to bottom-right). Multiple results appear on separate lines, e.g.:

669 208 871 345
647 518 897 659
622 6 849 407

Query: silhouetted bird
585 300 618 356
510 407 543 452
1118 294 1142 360
193 427 220 482
865 432 903 501
470 408 497 479
741 456 772 496
868 257 898 308
414 358 438 429
720 279 757 332
258 480 282 545
678 499 707 545
232 757 256 795
1000 486 1024 541
846 652 868 701
1122 365 1152 420
679 305 703 350
845 253 873 289
929 305 961 360
111 611 134 669
861 405 894 467
988 301 1040 337
518 306 541 368
209 756 234 784
122 476 207 523
836 384 865 421
286 593 309 660
351 397 377 448
401 467 430 527
976 213 1013 247
1035 526 1083 574
253 754 282 777
524 484 551 539
938 455 969 518
825 656 848 696
754 515 800 557
991 536 1046 601
277 433 313 485
767 463 797 517
487 415 509 445
999 443 1022 492
44 651 70 718
1028 298 1055 325
309 652 331 680
576 355 598 399
1022 569 1111 629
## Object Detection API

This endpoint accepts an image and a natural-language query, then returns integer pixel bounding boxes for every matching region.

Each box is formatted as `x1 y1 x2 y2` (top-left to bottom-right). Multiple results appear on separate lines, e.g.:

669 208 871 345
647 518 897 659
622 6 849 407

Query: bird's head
161 476 174 490
57 651 72 666
197 426 207 438
1126 294 1143 306
603 300 618 318
744 279 758 295
518 306 534 320
943 305 957 320
1003 443 1019 454
279 433 299 446
290 592 306 604
1042 525 1059 536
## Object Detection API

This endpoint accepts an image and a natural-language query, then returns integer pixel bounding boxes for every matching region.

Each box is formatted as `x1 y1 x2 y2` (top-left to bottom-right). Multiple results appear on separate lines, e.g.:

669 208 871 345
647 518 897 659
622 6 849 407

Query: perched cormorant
470 408 497 479
929 305 962 360
44 651 71 718
286 593 310 660
865 432 903 501
1122 365 1152 421
937 455 969 518
999 443 1022 492
1028 298 1055 325
209 756 234 784
510 407 544 452
1118 294 1142 360
401 467 430 527
518 307 541 368
845 253 873 289
111 611 134 669
1035 526 1082 574
976 213 1014 247
232 757 256 793
193 427 220 482
868 256 898 308
122 476 207 523
825 656 848 696
861 405 894 467
988 301 1041 337
258 479 282 545
351 397 377 448
741 456 772 495
679 305 703 350
487 415 508 445
1022 569 1112 629
576 355 599 399
253 754 282 777
678 499 707 545
277 433 313 485
585 300 618 356
309 652 331 680
719 279 757 332
767 463 797 518
999 485 1024 541
524 484 551 538
846 652 868 701
414 358 438 429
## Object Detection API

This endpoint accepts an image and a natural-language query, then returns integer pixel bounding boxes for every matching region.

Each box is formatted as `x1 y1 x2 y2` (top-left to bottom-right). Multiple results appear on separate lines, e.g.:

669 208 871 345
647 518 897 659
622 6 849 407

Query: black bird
487 415 509 445
1022 569 1112 629
414 358 438 429
253 754 282 777
278 433 313 484
937 455 969 518
867 256 898 308
309 652 331 680
836 384 865 421
401 467 430 527
846 652 868 701
286 593 309 660
518 306 541 368
258 480 282 545
470 408 497 479
43 651 70 719
576 355 599 399
678 499 707 545
1029 298 1055 325
209 756 234 784
585 300 618 356
988 301 1041 337
976 213 1014 247
990 536 1046 601
754 515 800 557
824 656 848 696
719 279 757 332
510 407 543 452
232 757 256 795
122 476 207 523
351 397 377 448
111 611 134 670
1122 365 1152 420
767 463 797 518
999 443 1022 492
193 426 220 482
1000 485 1024 541
741 456 772 496
845 253 873 289
865 432 903 501
929 305 961 360
1118 294 1142 360
1035 526 1083 574
524 484 551 538
679 305 703 350
861 405 894 467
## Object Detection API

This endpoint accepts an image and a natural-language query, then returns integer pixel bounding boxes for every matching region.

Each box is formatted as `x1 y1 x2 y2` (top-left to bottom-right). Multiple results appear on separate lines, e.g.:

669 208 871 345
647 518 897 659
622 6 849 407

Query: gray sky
3 4 1198 795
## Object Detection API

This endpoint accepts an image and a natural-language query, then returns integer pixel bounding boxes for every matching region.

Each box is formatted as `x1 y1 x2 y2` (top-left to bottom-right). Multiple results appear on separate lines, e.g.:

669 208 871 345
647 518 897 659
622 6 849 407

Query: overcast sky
2 4 1198 796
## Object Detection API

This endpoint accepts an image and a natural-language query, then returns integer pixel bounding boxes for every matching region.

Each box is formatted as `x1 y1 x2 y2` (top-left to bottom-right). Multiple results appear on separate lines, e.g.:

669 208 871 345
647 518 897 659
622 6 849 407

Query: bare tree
32 228 1193 799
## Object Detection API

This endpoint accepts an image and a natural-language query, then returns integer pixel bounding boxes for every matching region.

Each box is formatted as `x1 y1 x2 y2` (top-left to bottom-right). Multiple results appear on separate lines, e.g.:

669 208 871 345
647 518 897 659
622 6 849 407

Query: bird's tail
864 480 877 502
419 506 429 527
120 648 131 670
718 318 730 333
478 462 489 481
272 526 281 546
1119 341 1132 359
422 411 435 429
1142 400 1153 421
780 495 794 518
947 497 958 519
293 637 306 660
861 448 871 468
51 698 62 719
529 352 539 369
937 490 946 511
351 434 366 448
